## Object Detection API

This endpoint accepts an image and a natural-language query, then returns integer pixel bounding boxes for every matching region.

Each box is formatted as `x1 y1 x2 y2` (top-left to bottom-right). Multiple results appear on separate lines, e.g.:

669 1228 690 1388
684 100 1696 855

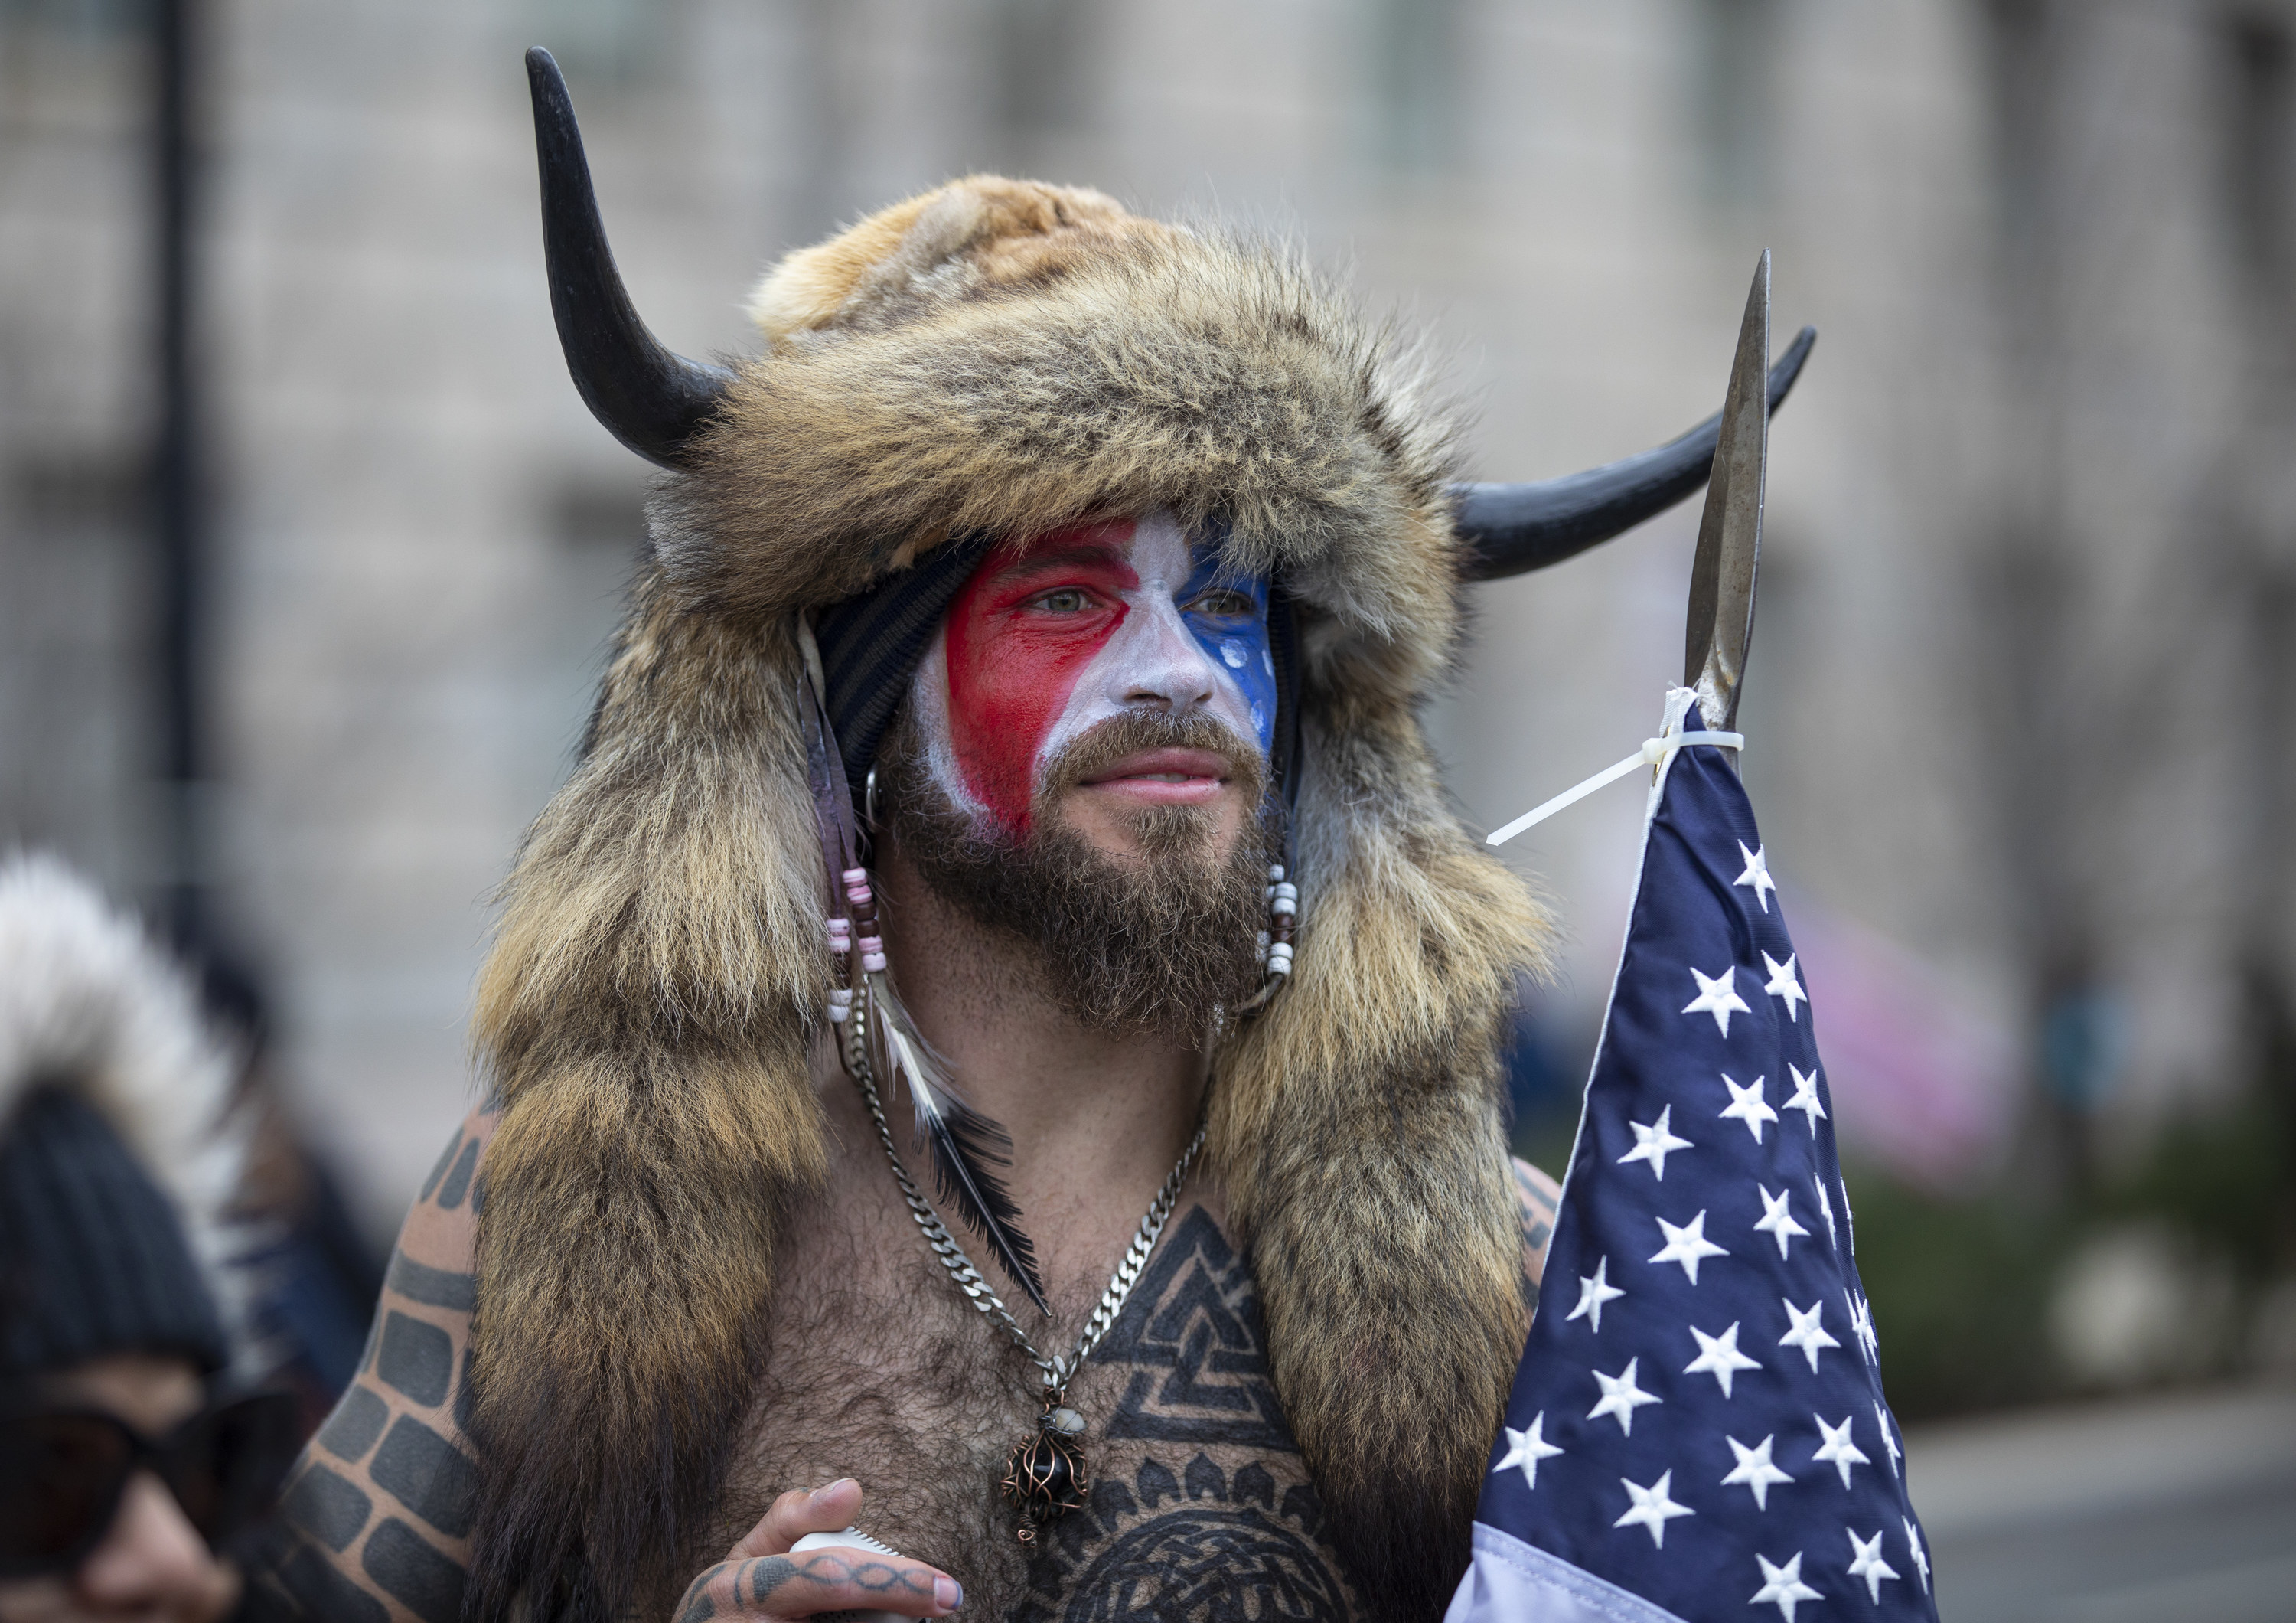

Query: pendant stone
1002 1403 1091 1542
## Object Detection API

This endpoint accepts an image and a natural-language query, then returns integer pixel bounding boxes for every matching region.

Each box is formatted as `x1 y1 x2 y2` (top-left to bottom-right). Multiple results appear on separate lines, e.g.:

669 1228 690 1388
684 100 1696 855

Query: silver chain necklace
846 1025 1204 1543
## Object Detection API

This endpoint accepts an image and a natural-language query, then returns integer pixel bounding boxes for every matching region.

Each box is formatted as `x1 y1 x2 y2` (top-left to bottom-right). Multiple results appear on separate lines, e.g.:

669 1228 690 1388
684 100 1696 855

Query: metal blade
1682 251 1773 740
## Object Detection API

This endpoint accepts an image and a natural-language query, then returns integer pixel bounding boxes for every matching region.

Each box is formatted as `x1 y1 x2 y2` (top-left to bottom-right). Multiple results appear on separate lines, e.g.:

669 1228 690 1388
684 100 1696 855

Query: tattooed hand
673 1480 962 1621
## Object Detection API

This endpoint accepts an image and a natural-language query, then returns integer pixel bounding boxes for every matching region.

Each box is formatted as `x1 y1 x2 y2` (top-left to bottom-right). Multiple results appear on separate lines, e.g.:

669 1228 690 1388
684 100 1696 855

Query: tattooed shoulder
256 1106 495 1623
1512 1157 1560 1301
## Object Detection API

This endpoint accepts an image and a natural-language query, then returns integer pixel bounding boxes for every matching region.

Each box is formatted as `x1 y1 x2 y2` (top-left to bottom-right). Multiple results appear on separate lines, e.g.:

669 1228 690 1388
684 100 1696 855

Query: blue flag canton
1479 717 1937 1621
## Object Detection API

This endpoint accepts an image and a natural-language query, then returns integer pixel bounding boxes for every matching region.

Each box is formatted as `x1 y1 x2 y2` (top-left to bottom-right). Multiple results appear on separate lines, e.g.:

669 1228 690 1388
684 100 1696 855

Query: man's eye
1187 589 1257 618
1028 588 1094 614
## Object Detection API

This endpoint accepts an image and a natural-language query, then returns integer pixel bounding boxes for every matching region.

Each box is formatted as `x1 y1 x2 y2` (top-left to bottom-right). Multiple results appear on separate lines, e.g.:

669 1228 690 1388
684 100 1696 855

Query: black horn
526 47 735 469
1453 325 1816 581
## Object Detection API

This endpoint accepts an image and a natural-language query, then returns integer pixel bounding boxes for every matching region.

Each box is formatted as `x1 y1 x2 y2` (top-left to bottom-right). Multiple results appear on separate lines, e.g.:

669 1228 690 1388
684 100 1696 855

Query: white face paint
911 509 1272 834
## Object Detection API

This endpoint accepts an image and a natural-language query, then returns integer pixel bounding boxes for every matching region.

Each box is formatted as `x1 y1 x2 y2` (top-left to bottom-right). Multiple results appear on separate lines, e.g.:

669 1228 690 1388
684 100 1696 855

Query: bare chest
709 1205 1362 1622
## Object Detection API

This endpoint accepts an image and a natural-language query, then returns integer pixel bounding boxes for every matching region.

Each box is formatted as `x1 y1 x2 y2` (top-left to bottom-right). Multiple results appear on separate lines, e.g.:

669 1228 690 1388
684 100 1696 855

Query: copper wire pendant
1001 1401 1090 1542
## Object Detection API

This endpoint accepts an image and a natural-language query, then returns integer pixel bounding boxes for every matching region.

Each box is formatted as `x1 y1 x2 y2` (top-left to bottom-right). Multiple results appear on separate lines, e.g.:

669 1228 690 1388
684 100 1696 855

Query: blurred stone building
2 0 2292 1235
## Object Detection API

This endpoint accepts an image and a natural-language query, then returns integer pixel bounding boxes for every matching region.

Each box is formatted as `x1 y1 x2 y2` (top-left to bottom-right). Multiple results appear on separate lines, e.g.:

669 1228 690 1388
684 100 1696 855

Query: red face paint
941 520 1140 831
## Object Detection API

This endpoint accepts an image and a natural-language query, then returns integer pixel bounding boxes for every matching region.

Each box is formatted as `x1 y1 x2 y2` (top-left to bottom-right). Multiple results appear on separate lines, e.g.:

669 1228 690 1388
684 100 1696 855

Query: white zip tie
1486 730 1744 846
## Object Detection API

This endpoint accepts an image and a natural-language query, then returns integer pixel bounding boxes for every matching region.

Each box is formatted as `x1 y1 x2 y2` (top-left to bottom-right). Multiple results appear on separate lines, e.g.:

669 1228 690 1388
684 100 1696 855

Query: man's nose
1116 597 1218 712
75 1471 236 1620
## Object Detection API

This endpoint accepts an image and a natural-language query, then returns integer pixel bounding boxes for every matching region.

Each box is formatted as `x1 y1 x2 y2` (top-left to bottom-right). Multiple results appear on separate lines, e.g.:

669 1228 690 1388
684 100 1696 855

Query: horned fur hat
468 48 1812 1623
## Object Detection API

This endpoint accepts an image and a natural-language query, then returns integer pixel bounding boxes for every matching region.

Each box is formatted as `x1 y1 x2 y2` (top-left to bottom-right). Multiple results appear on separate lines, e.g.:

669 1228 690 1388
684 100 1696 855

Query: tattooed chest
713 1208 1361 1621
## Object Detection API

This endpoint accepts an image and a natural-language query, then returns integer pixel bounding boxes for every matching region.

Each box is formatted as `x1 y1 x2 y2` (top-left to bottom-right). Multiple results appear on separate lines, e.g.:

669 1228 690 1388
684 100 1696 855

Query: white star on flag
1779 1298 1841 1373
1718 1073 1778 1143
1649 1210 1729 1285
1683 965 1753 1037
1733 841 1777 913
1812 1173 1838 1247
1784 1063 1827 1132
1494 1412 1564 1491
1749 1552 1821 1621
1720 1433 1794 1510
1566 1256 1626 1334
1618 1104 1694 1180
1753 1185 1811 1259
1847 1290 1880 1363
1683 1321 1762 1399
1904 1517 1932 1592
1762 952 1806 1022
1812 1412 1871 1488
1613 1470 1696 1549
1587 1358 1662 1436
1874 1403 1902 1478
1847 1527 1902 1602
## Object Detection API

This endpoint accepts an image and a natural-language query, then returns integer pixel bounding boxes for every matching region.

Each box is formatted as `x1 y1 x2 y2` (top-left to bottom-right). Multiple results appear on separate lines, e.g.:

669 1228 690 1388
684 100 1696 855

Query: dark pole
153 0 205 948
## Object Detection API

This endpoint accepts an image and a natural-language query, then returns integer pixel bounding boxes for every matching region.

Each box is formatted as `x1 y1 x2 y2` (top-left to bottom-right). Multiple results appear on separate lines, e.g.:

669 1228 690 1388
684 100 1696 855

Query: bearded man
258 50 1810 1623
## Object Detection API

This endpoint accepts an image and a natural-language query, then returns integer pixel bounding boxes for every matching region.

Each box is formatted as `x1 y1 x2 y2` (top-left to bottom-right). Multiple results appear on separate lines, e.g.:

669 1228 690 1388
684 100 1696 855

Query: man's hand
673 1480 962 1621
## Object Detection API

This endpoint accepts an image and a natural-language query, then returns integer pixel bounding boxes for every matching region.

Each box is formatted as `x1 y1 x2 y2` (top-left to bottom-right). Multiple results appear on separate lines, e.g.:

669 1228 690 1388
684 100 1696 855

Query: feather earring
845 866 1049 1316
796 616 1049 1315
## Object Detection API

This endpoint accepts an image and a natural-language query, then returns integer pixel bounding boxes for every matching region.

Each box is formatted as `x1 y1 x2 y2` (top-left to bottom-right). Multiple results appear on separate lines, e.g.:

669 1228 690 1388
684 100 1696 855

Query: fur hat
0 854 251 1379
469 169 1549 1622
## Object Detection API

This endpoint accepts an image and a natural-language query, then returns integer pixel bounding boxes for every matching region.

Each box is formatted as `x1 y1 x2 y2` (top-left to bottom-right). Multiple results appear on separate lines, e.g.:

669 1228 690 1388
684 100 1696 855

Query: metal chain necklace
844 1017 1204 1543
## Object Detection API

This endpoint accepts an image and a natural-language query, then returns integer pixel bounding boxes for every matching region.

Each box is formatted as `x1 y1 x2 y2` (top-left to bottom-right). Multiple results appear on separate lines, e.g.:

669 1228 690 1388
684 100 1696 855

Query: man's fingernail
936 1576 963 1611
810 1478 854 1504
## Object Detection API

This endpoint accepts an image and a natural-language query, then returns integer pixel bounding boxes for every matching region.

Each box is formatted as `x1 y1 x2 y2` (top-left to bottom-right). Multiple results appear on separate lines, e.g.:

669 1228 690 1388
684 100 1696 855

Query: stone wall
2 0 2288 1233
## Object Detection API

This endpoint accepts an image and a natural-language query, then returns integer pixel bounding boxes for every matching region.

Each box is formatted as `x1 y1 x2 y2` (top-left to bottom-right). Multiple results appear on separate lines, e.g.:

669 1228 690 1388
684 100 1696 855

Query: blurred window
0 0 142 40
536 482 647 781
990 0 1097 144
527 0 661 90
1981 0 2056 256
2223 13 2296 296
1691 0 1781 207
1365 0 1463 173
0 456 150 892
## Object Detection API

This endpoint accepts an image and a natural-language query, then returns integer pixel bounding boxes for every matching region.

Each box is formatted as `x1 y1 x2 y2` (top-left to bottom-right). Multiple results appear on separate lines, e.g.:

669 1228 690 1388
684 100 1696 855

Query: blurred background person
0 854 299 1623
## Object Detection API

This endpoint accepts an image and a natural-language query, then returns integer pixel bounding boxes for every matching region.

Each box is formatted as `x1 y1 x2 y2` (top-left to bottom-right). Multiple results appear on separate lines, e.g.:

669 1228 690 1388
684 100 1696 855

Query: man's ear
867 697 928 847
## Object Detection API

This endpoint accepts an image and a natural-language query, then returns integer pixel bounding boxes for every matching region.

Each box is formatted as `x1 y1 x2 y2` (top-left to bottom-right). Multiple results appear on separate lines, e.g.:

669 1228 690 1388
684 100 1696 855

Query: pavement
1904 1380 2296 1622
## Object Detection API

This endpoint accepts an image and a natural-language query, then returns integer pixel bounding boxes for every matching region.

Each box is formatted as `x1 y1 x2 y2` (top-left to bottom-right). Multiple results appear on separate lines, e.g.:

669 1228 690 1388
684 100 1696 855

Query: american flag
1450 688 1939 1623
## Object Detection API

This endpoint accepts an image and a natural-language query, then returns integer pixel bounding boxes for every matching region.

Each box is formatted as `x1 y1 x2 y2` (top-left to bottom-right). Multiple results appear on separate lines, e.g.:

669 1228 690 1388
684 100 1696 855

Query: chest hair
701 1203 1362 1622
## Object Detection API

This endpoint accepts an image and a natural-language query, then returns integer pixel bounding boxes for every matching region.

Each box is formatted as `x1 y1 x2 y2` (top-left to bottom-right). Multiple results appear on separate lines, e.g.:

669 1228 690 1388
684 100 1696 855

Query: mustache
1036 710 1267 804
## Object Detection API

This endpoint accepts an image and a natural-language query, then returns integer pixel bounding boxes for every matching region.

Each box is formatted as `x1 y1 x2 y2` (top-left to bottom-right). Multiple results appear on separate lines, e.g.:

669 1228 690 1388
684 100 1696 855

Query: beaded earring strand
797 616 1045 1311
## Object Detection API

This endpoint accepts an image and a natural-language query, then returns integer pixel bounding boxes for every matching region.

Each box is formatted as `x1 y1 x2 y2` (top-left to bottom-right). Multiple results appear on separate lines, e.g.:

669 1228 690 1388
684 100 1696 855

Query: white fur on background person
0 851 255 1360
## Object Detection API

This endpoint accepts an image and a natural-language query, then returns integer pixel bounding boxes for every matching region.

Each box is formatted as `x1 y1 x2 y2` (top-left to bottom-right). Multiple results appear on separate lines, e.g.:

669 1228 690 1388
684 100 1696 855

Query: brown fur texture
470 176 1549 1621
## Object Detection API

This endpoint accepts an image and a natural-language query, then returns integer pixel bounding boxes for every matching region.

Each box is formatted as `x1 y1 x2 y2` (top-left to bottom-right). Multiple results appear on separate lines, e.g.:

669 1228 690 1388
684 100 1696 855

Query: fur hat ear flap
465 586 833 1621
1208 690 1551 1619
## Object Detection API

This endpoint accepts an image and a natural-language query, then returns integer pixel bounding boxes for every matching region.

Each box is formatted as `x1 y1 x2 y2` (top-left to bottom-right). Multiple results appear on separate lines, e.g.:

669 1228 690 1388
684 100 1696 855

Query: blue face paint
1178 544 1277 758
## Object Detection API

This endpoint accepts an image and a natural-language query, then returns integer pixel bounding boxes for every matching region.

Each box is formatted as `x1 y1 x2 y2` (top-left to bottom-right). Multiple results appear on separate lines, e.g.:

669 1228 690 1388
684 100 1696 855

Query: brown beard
879 707 1274 1037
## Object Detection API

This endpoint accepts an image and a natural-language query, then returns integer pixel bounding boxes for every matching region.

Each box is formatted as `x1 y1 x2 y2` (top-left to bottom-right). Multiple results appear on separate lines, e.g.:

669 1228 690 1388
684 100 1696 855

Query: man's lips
1075 747 1234 804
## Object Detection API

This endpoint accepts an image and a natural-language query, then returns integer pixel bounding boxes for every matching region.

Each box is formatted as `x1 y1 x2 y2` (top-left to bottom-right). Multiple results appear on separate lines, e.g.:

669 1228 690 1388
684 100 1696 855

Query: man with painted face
889 514 1280 1032
260 52 1812 1623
